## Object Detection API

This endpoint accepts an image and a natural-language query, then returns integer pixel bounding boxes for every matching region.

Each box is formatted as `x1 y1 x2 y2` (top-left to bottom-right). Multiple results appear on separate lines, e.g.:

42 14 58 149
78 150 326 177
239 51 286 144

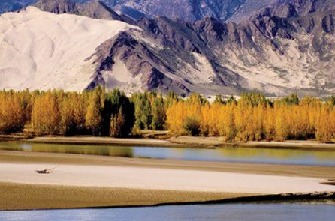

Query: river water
0 202 334 221
1 142 335 166
0 142 334 219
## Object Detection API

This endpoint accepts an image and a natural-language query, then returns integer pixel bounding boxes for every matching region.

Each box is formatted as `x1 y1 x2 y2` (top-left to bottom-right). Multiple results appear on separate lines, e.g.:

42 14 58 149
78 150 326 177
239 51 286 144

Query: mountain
0 4 238 95
33 0 126 21
0 6 136 91
89 0 335 96
1 0 309 23
190 0 335 95
0 0 282 23
1 0 335 96
111 0 248 22
109 0 286 22
0 0 36 13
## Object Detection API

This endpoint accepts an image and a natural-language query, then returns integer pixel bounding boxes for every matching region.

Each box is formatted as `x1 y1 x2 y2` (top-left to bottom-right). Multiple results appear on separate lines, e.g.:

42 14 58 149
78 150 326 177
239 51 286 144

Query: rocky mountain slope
0 0 335 96
0 0 281 22
33 0 125 21
0 0 35 13
111 0 249 22
90 0 335 95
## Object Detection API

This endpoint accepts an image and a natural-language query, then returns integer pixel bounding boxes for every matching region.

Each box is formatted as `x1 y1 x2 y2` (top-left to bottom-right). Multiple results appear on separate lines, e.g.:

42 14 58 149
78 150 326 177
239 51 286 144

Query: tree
281 94 299 105
132 93 152 130
32 91 60 135
166 101 185 135
151 95 166 130
264 105 275 141
0 92 25 134
102 89 134 137
213 95 225 105
59 92 86 135
274 105 288 141
110 107 126 137
85 90 102 135
183 116 201 136
315 106 333 142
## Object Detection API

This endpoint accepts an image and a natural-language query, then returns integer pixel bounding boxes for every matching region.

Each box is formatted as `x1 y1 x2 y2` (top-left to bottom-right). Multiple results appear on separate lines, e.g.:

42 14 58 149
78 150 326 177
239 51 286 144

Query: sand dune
0 7 136 91
0 162 334 194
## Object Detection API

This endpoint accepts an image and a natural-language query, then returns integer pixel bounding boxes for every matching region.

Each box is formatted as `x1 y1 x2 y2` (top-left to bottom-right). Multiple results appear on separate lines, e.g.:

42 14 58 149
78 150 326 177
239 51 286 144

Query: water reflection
0 203 334 221
0 142 335 166
0 142 134 158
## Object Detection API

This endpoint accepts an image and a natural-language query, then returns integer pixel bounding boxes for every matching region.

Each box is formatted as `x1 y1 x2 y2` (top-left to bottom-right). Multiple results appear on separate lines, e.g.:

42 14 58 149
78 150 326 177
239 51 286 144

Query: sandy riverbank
20 136 335 150
0 150 335 210
1 163 334 194
1 151 334 179
0 182 250 211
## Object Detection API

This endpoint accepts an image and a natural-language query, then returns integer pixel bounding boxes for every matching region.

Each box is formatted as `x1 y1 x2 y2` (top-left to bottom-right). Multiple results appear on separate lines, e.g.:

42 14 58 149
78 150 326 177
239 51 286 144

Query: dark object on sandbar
35 169 53 174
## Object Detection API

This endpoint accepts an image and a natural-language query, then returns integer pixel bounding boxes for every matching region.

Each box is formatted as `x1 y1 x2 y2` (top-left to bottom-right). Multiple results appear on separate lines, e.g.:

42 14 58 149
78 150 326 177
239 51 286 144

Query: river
1 142 335 166
0 202 334 221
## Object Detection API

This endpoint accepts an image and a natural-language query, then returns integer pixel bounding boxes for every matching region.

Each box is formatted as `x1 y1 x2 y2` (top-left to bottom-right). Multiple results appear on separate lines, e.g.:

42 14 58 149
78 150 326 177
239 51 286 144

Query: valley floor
0 151 334 210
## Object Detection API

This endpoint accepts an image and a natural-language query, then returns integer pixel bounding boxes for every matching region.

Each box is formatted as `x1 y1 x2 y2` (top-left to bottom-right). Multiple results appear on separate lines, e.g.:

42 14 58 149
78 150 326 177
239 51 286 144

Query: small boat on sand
35 169 53 174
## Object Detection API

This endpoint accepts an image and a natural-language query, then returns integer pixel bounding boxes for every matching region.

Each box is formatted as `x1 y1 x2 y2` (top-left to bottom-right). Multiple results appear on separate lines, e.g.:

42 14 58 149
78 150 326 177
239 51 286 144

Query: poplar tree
85 90 102 136
32 91 60 135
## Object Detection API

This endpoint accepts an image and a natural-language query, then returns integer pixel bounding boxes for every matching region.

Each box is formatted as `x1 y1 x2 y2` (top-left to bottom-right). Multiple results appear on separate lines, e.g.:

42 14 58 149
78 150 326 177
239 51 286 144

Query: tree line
0 88 172 138
0 88 134 137
167 93 335 142
1 89 335 142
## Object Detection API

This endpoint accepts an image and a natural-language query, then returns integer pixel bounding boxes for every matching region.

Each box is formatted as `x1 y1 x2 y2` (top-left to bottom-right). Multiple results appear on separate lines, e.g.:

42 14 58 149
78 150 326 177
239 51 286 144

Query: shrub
183 117 201 136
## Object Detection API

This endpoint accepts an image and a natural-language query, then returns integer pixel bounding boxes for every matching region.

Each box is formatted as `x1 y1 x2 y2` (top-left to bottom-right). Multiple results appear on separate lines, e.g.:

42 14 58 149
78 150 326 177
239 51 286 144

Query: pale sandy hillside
0 7 135 91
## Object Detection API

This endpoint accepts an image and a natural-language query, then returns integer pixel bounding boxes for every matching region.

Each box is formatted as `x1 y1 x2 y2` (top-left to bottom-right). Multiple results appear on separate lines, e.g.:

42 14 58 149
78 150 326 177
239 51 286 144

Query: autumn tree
85 89 102 135
0 92 25 134
32 91 60 135
59 92 86 135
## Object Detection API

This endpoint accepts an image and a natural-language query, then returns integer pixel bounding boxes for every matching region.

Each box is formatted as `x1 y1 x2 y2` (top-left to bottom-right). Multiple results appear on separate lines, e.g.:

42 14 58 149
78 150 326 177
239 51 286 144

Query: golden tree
32 91 60 135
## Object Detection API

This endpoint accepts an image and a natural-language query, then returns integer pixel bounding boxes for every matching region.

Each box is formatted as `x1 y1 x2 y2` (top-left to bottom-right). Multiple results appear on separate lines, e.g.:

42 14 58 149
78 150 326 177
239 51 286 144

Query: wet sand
0 182 250 211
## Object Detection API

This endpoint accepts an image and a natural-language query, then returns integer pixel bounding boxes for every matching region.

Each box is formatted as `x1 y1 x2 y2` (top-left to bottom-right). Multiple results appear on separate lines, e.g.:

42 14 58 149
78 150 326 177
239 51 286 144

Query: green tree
110 107 126 137
103 89 134 137
213 95 226 105
151 95 166 130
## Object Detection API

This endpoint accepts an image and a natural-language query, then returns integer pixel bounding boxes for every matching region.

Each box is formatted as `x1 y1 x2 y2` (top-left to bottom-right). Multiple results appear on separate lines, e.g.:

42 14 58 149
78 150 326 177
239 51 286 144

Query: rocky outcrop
111 0 248 22
0 0 282 23
33 0 76 14
34 0 125 21
87 31 194 94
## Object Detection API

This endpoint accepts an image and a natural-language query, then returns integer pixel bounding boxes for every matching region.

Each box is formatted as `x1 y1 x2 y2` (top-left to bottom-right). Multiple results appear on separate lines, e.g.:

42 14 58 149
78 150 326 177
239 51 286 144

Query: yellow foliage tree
32 91 60 135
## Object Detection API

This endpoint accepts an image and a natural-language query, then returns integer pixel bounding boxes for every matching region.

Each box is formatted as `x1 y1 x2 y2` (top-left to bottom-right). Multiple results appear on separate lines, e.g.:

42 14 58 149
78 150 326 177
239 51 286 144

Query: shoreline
0 153 334 211
1 151 334 179
0 181 334 211
2 135 335 151
0 182 255 211
0 143 334 211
